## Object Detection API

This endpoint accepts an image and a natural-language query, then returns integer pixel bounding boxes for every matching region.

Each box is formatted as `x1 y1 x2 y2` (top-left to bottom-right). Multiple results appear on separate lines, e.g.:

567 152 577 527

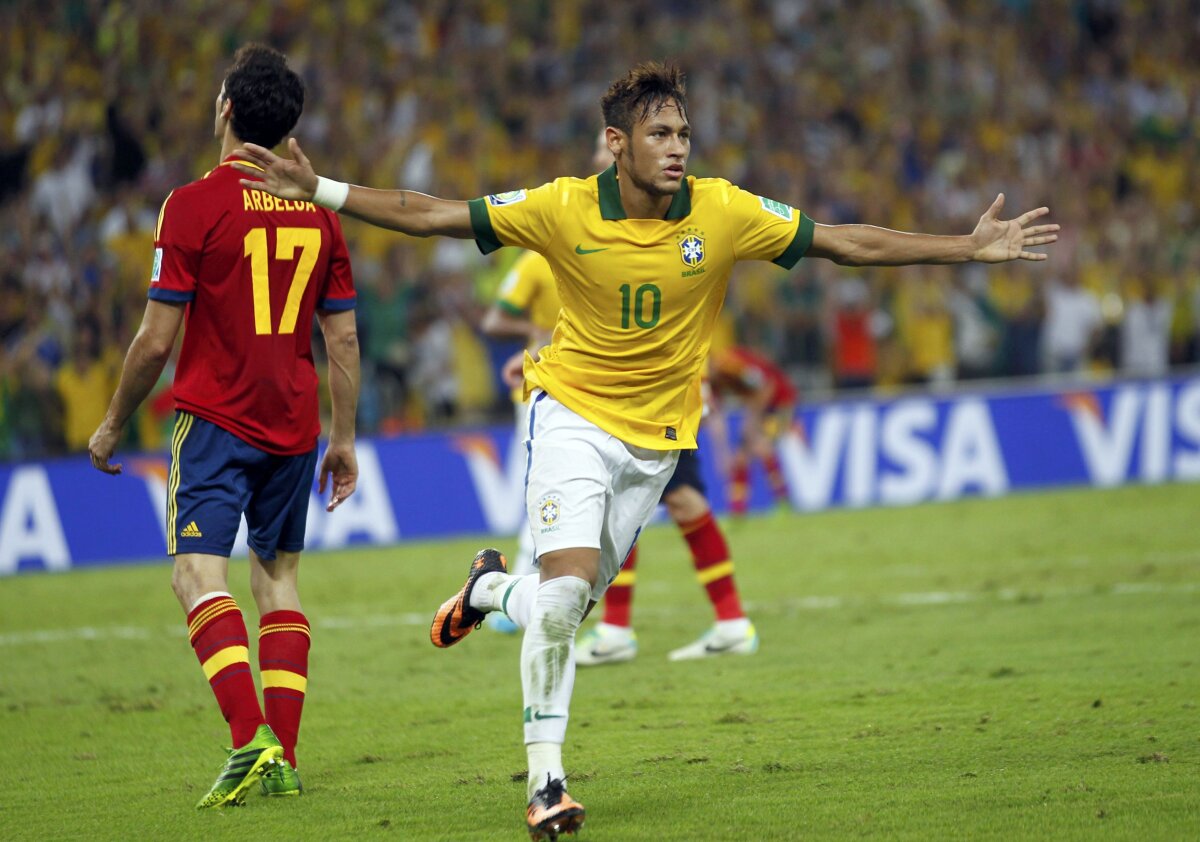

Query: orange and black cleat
526 775 585 841
430 548 508 648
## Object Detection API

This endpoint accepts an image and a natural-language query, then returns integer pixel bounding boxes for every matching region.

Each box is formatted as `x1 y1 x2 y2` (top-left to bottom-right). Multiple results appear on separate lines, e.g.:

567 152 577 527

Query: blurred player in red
88 45 359 808
709 346 798 515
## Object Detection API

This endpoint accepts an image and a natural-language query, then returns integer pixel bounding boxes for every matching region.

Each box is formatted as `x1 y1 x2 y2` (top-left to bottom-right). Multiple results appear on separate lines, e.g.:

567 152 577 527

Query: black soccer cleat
526 774 585 841
430 548 508 648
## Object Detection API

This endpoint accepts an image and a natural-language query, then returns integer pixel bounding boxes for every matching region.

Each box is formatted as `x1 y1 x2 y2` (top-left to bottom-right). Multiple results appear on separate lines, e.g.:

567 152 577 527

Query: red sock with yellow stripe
729 458 751 515
186 594 264 747
600 546 638 628
259 611 310 767
681 512 744 621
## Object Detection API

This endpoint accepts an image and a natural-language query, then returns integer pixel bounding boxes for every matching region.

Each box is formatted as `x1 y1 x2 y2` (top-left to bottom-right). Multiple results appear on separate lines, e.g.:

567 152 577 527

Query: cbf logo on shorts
537 494 563 533
487 190 527 207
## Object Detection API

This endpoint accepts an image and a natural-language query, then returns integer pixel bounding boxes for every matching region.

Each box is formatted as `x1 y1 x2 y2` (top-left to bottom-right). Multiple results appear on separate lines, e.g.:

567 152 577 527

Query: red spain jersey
711 346 798 411
148 157 355 454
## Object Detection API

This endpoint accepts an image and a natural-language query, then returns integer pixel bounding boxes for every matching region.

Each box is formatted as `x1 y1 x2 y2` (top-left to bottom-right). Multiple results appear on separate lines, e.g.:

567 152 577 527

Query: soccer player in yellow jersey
236 62 1058 840
482 135 759 661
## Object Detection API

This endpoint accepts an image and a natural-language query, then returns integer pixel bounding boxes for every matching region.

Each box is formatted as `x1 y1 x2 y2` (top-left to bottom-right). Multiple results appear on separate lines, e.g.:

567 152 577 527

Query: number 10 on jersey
243 226 322 335
619 283 661 329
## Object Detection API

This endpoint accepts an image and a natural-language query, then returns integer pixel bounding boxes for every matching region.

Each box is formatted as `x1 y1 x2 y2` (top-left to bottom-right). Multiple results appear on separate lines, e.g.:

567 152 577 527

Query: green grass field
1 484 1197 840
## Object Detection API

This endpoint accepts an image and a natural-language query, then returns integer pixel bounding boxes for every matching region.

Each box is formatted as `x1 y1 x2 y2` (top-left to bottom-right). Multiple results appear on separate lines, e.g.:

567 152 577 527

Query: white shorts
524 391 680 601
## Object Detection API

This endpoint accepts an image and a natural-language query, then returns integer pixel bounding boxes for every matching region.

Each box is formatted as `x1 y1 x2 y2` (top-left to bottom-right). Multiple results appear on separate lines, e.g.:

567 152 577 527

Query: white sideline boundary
1 584 1196 648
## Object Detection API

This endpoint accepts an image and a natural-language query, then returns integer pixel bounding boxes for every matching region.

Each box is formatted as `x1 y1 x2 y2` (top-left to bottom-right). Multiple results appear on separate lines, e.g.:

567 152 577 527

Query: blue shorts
662 448 706 499
167 412 317 560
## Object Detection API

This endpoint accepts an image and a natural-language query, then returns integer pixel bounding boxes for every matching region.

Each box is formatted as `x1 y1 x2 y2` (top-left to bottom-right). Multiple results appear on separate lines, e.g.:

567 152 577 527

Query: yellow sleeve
725 182 814 269
468 180 563 255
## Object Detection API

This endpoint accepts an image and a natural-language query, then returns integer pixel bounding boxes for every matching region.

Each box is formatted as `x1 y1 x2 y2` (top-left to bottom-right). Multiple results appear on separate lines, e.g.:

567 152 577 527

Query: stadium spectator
829 274 882 390
1 1 1198 454
1041 274 1103 375
54 316 119 452
236 59 1056 839
1121 276 1173 377
87 45 360 809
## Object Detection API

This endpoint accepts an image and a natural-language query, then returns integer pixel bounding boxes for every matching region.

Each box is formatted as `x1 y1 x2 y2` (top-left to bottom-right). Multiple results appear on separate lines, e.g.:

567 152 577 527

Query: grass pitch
1 484 1197 840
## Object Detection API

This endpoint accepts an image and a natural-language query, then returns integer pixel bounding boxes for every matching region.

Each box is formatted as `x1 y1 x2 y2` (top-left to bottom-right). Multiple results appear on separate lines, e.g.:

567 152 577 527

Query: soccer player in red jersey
709 345 799 515
88 45 359 809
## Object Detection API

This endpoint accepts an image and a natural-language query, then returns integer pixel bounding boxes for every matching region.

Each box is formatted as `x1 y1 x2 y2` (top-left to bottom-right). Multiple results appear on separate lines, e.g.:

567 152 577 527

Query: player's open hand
970 194 1059 263
318 440 358 512
88 422 123 475
501 349 527 390
233 138 318 202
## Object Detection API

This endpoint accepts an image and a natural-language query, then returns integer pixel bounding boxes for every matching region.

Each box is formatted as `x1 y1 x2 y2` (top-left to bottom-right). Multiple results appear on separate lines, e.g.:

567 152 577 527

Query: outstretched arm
234 138 474 239
808 194 1058 267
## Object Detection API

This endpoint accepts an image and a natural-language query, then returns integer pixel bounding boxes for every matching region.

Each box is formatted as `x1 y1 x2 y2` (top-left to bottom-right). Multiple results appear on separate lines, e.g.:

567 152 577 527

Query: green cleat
195 724 283 809
260 757 303 796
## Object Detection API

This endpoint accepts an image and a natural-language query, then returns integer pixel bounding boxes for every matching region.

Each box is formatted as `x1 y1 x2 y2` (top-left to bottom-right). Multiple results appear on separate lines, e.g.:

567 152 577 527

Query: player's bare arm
88 300 185 475
481 304 539 342
233 138 474 238
808 193 1058 266
317 308 360 511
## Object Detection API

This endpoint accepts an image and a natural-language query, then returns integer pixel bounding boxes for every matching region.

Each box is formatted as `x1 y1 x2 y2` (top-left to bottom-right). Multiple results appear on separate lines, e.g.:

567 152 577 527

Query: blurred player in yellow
236 62 1058 840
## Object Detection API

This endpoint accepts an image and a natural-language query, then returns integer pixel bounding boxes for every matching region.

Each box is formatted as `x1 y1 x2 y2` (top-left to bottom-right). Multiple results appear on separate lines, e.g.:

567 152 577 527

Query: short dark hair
223 44 304 148
601 62 688 136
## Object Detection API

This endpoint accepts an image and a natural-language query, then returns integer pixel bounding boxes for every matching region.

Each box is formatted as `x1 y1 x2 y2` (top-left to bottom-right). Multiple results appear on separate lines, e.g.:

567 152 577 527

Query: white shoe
668 619 759 662
575 623 637 666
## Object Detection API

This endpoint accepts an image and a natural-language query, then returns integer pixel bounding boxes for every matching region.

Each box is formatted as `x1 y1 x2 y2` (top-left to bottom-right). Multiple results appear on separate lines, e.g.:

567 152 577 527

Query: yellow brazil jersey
467 165 813 450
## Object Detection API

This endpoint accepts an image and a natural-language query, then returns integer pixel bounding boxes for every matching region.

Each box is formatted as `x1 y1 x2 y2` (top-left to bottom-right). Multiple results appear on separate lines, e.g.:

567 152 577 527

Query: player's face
619 99 690 198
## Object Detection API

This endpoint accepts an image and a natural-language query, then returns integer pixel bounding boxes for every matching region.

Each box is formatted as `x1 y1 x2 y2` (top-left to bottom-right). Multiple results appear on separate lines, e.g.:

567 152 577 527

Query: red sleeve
317 213 356 311
148 189 204 304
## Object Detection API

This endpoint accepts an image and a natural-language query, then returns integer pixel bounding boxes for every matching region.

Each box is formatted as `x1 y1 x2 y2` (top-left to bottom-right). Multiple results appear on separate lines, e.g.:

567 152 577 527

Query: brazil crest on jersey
468 165 813 450
149 158 356 454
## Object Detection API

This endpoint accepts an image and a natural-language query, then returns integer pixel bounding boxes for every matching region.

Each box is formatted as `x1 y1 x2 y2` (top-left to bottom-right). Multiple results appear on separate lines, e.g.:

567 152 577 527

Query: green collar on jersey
597 164 691 221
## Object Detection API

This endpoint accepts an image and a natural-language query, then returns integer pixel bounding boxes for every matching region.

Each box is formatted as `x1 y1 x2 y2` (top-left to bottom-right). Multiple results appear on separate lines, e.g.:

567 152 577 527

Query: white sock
526 742 565 799
497 574 539 628
522 576 589 744
715 617 752 634
470 572 539 628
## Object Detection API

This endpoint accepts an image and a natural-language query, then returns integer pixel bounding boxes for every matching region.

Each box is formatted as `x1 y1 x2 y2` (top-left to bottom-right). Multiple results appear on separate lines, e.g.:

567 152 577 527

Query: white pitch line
1 582 1197 648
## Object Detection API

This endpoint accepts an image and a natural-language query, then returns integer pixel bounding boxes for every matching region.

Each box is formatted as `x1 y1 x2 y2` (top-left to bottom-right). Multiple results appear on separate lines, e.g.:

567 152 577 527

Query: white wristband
312 176 350 211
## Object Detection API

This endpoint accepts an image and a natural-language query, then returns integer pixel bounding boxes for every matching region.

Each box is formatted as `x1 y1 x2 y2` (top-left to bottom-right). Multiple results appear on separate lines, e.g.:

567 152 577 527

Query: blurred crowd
2 0 1199 461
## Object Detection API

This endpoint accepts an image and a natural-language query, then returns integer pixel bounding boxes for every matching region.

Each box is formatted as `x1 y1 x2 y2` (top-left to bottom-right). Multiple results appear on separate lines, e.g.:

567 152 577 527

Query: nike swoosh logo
533 712 565 720
575 244 609 255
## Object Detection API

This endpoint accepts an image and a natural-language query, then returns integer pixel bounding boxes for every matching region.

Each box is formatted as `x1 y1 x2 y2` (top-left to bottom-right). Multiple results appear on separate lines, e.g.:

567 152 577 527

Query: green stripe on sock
501 580 521 621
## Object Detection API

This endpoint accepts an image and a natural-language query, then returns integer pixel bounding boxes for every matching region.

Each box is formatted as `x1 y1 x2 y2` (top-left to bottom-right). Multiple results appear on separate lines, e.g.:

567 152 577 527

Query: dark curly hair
600 62 688 136
222 44 304 148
